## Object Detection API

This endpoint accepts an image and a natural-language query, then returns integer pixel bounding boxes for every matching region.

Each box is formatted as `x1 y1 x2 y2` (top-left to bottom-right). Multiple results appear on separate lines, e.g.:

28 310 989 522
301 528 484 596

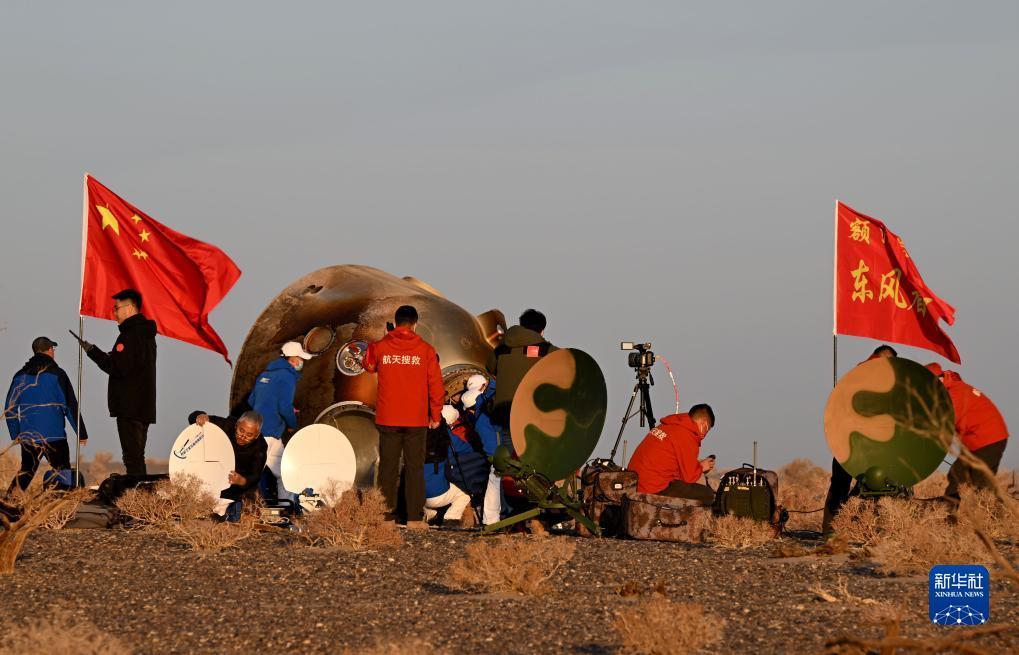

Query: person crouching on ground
627 404 716 505
926 363 1009 503
458 375 502 524
247 341 311 503
362 305 444 530
423 405 473 528
189 409 268 522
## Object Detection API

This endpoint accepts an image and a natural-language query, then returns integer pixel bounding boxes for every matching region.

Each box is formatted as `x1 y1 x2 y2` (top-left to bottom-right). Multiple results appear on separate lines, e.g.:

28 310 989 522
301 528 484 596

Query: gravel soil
2 527 1017 654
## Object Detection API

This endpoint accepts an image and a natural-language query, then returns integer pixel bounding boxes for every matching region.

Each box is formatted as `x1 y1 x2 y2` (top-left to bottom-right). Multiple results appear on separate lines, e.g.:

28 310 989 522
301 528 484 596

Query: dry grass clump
448 535 576 596
614 598 723 655
705 514 775 549
0 610 130 655
40 489 92 529
299 486 402 551
828 496 882 546
341 638 449 655
957 486 1019 542
169 516 255 553
835 497 991 576
114 474 216 529
778 458 828 531
912 470 948 498
0 488 92 574
828 496 992 575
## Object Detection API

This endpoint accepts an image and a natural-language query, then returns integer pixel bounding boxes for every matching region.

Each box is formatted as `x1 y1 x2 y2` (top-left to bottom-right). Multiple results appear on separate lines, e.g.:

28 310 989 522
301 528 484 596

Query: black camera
621 341 655 369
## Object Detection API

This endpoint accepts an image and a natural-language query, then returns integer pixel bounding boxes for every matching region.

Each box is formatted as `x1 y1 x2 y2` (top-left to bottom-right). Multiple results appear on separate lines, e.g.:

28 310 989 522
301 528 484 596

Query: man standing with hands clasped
362 305 445 529
79 289 157 478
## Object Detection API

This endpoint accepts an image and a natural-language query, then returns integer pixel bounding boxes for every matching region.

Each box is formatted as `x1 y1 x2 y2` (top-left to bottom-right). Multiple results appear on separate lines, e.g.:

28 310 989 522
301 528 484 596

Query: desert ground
0 455 1016 655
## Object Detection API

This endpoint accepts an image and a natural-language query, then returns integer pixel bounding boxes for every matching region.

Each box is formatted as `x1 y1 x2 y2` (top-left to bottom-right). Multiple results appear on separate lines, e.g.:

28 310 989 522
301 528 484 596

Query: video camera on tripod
621 341 655 371
588 341 658 470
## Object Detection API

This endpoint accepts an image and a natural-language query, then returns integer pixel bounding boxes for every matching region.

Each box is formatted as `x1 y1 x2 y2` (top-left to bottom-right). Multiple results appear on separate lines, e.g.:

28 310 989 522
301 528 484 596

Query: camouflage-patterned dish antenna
824 356 953 487
509 348 608 482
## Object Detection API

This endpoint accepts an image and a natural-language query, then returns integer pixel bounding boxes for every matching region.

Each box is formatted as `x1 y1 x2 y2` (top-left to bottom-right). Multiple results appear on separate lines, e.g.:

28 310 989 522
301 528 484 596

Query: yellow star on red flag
132 248 148 260
96 205 120 235
139 229 151 242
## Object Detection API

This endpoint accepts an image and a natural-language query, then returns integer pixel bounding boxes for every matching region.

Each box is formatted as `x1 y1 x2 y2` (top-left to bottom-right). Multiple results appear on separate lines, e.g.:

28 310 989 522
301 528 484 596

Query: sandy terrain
2 527 1016 654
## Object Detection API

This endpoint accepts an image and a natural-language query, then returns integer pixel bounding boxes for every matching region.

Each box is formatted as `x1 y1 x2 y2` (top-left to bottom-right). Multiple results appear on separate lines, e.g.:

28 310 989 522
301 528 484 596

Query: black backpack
424 421 452 465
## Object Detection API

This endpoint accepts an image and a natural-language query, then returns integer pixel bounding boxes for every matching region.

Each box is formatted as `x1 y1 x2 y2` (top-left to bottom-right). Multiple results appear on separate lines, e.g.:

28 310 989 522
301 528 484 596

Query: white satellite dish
169 422 235 499
281 424 357 497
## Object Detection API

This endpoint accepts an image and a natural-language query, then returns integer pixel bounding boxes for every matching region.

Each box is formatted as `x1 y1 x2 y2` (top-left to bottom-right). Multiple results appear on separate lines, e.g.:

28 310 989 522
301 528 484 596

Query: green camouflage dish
824 357 953 487
510 348 607 482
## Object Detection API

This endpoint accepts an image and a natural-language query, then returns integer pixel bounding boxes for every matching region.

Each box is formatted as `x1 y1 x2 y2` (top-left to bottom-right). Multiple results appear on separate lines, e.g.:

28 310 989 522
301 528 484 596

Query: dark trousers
822 458 854 534
658 480 715 505
7 438 71 493
377 426 427 522
116 417 149 477
945 439 1008 501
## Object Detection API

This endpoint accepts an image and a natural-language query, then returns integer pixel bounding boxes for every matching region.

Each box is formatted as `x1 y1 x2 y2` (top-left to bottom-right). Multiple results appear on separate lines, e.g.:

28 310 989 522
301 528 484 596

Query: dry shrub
299 486 402 551
614 598 722 655
81 451 117 482
778 458 828 531
448 535 576 596
862 498 990 576
0 610 130 655
828 496 881 546
41 490 93 529
957 486 1019 542
912 470 948 498
114 474 216 529
0 488 92 574
342 638 449 655
169 516 255 553
0 449 19 488
706 514 774 549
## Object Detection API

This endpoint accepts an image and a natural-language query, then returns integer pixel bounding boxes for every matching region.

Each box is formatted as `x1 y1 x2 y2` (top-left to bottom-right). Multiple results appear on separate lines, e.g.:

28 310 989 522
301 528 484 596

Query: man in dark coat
81 288 157 477
189 409 268 520
485 308 558 429
5 337 88 492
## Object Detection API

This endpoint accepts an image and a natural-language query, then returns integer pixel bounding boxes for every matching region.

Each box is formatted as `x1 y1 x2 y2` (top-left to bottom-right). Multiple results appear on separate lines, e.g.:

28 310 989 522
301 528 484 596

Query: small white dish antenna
169 423 235 499
281 424 357 498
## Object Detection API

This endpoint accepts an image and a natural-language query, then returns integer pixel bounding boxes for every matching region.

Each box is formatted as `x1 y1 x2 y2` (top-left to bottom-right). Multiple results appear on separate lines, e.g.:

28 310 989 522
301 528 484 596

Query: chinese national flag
834 201 960 363
80 175 241 363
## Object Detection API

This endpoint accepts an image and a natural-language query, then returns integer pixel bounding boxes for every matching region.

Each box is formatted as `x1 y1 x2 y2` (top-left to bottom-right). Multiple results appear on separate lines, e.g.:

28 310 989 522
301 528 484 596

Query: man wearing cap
81 288 157 477
5 337 89 492
362 305 445 529
247 341 311 501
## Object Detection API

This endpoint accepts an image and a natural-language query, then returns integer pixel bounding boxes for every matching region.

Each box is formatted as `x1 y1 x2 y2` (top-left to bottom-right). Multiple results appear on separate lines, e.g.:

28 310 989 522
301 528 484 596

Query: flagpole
75 173 89 488
833 200 839 388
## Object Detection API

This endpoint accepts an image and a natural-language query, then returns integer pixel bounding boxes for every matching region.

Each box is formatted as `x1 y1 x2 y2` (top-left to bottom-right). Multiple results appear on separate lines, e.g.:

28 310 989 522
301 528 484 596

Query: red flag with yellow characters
79 174 241 363
834 201 960 363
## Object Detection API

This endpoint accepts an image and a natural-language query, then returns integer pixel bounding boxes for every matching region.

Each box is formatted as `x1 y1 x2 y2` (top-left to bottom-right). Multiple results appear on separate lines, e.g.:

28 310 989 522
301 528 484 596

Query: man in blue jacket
247 341 311 501
5 337 88 492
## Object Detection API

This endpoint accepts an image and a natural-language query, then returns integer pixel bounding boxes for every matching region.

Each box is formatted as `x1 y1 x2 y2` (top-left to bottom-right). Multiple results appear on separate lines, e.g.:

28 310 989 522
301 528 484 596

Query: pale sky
2 1 1016 476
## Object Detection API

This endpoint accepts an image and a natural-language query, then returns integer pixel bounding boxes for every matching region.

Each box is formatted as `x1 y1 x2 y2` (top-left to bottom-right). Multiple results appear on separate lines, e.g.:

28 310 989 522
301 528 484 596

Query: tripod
608 366 655 464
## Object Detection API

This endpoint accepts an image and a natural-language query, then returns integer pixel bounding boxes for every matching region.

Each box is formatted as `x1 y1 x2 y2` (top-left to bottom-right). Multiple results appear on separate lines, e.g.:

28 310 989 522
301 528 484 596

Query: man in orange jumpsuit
926 363 1009 502
627 404 716 505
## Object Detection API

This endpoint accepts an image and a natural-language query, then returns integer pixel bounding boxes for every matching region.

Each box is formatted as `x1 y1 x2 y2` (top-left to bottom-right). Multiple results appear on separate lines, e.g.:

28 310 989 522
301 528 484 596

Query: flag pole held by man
76 174 241 478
